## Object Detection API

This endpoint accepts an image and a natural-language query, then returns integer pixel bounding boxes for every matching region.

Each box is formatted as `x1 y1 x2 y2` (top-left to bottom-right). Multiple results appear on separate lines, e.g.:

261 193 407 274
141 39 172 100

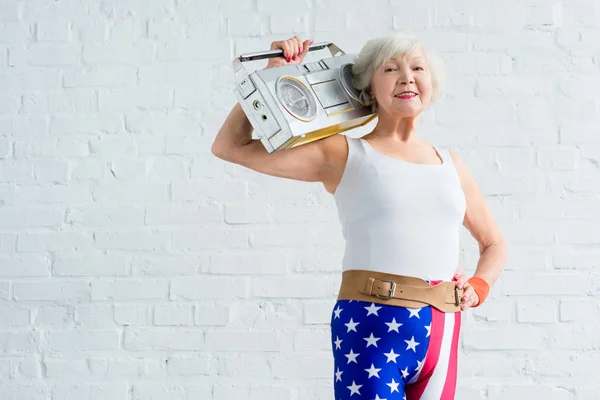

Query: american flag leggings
330 283 462 399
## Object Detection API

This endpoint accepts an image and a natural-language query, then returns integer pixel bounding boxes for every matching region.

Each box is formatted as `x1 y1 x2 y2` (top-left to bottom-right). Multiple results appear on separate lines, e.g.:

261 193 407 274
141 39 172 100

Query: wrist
467 276 490 307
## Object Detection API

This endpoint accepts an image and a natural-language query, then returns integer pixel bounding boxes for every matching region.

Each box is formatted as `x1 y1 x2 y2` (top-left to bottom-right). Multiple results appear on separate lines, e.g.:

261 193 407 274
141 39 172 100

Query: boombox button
304 62 324 73
238 77 256 99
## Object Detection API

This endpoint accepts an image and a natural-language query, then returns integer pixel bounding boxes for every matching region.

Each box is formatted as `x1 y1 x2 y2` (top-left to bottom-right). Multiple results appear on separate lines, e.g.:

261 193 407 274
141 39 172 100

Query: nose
398 67 414 85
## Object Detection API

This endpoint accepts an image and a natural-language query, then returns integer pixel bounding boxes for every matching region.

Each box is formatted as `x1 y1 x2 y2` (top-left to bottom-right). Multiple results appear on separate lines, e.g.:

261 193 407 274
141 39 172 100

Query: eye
414 67 424 71
384 67 396 72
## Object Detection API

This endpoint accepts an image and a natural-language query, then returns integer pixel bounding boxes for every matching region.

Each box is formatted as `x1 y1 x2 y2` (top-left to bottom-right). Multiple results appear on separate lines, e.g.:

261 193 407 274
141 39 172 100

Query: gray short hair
352 32 446 112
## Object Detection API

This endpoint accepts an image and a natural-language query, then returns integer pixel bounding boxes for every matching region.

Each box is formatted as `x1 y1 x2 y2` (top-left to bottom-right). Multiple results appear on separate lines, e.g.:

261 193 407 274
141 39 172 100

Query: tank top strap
345 135 368 162
436 147 454 168
432 145 447 166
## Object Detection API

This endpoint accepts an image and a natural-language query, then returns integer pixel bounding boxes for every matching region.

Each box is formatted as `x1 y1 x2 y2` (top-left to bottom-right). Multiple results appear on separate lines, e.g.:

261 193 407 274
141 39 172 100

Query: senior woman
211 33 508 400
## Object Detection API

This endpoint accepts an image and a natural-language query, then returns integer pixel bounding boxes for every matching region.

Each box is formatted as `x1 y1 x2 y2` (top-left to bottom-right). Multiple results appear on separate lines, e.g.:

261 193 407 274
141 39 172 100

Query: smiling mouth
394 92 418 98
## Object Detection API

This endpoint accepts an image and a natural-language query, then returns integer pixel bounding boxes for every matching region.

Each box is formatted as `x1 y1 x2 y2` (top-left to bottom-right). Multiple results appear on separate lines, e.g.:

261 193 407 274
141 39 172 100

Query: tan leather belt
336 269 464 313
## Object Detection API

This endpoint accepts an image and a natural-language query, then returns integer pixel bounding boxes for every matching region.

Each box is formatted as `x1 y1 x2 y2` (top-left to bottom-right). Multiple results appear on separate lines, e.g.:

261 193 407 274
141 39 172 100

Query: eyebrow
386 56 426 64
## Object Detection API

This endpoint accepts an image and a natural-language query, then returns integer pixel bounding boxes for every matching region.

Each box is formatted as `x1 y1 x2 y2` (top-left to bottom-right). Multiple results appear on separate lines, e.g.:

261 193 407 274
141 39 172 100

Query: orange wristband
466 276 490 307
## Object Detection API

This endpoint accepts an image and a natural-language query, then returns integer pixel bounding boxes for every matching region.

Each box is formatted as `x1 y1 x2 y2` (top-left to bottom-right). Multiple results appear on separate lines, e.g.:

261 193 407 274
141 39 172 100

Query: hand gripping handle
232 41 346 76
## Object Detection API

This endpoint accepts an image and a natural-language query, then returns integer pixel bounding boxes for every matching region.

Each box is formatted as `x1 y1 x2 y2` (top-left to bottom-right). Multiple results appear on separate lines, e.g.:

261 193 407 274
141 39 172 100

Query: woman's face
370 49 433 117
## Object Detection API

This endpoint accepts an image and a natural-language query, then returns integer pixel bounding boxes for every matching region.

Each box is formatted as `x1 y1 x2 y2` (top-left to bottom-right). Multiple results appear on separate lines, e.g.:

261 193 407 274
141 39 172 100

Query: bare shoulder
447 149 471 187
322 134 349 165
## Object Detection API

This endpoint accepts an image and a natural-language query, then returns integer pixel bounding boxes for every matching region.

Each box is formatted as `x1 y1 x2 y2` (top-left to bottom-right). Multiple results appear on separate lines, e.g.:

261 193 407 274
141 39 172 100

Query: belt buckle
454 286 461 306
375 279 396 300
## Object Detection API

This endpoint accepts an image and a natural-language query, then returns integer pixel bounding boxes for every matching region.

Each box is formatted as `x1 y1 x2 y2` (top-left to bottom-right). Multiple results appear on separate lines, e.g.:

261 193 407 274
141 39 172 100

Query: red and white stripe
405 284 462 399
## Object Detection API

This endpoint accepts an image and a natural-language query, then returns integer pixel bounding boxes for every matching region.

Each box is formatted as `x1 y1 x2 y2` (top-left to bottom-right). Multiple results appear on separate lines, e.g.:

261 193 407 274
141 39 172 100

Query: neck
369 109 422 144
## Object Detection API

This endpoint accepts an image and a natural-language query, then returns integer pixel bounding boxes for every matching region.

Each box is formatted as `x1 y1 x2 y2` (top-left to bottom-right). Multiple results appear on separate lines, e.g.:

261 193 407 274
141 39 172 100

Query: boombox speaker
232 42 376 153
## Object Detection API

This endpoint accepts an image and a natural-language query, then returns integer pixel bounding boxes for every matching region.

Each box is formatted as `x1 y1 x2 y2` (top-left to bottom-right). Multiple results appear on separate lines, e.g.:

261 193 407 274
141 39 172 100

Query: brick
54 254 130 276
0 331 38 353
33 305 73 327
123 328 206 351
94 231 170 252
463 326 546 350
46 330 118 351
516 297 558 323
171 277 247 300
132 383 211 400
210 252 287 274
502 272 588 295
489 385 574 399
50 384 129 400
35 21 69 42
0 307 30 327
91 279 168 300
271 354 332 379
195 303 229 326
66 204 144 228
303 301 335 325
0 254 50 277
114 305 151 326
0 205 64 229
251 276 335 298
206 330 282 351
17 231 93 252
74 305 114 329
14 281 89 301
153 304 194 326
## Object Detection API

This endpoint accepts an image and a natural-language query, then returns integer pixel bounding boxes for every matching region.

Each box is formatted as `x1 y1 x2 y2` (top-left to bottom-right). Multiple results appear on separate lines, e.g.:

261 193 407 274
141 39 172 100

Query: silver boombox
232 42 376 153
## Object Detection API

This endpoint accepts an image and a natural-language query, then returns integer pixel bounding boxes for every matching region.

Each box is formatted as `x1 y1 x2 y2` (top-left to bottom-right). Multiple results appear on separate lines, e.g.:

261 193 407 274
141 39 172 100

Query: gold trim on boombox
287 114 377 149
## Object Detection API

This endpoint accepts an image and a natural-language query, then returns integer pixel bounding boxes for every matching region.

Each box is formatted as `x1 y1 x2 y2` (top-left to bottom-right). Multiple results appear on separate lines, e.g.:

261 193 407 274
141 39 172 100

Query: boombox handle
232 41 345 77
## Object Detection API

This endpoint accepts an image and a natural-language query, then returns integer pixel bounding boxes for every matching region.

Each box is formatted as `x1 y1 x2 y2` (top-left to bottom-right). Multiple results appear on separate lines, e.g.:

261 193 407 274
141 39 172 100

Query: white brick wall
0 0 599 398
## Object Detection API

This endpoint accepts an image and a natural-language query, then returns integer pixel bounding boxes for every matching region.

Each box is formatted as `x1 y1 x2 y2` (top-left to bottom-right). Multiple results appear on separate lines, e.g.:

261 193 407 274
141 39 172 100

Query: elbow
211 143 230 160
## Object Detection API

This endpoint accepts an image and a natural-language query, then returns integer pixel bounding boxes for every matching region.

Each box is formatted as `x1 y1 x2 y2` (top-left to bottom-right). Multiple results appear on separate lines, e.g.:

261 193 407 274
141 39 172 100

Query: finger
290 37 300 60
454 274 467 289
452 269 463 281
293 36 302 57
272 40 287 61
280 40 292 62
300 39 313 58
461 286 476 307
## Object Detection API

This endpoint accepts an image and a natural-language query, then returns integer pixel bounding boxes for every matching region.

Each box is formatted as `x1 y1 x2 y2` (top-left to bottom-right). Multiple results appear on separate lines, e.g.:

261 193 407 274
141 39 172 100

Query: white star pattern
345 318 360 333
400 367 409 379
345 348 360 364
364 363 382 378
334 306 343 319
331 299 434 399
334 335 343 350
415 359 424 373
363 333 381 348
347 380 363 395
365 302 383 316
386 378 400 393
384 317 403 333
405 336 420 352
383 348 400 363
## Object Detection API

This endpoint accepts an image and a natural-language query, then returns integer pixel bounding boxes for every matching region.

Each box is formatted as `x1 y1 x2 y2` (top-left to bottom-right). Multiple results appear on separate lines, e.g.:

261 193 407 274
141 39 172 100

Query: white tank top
333 135 467 281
